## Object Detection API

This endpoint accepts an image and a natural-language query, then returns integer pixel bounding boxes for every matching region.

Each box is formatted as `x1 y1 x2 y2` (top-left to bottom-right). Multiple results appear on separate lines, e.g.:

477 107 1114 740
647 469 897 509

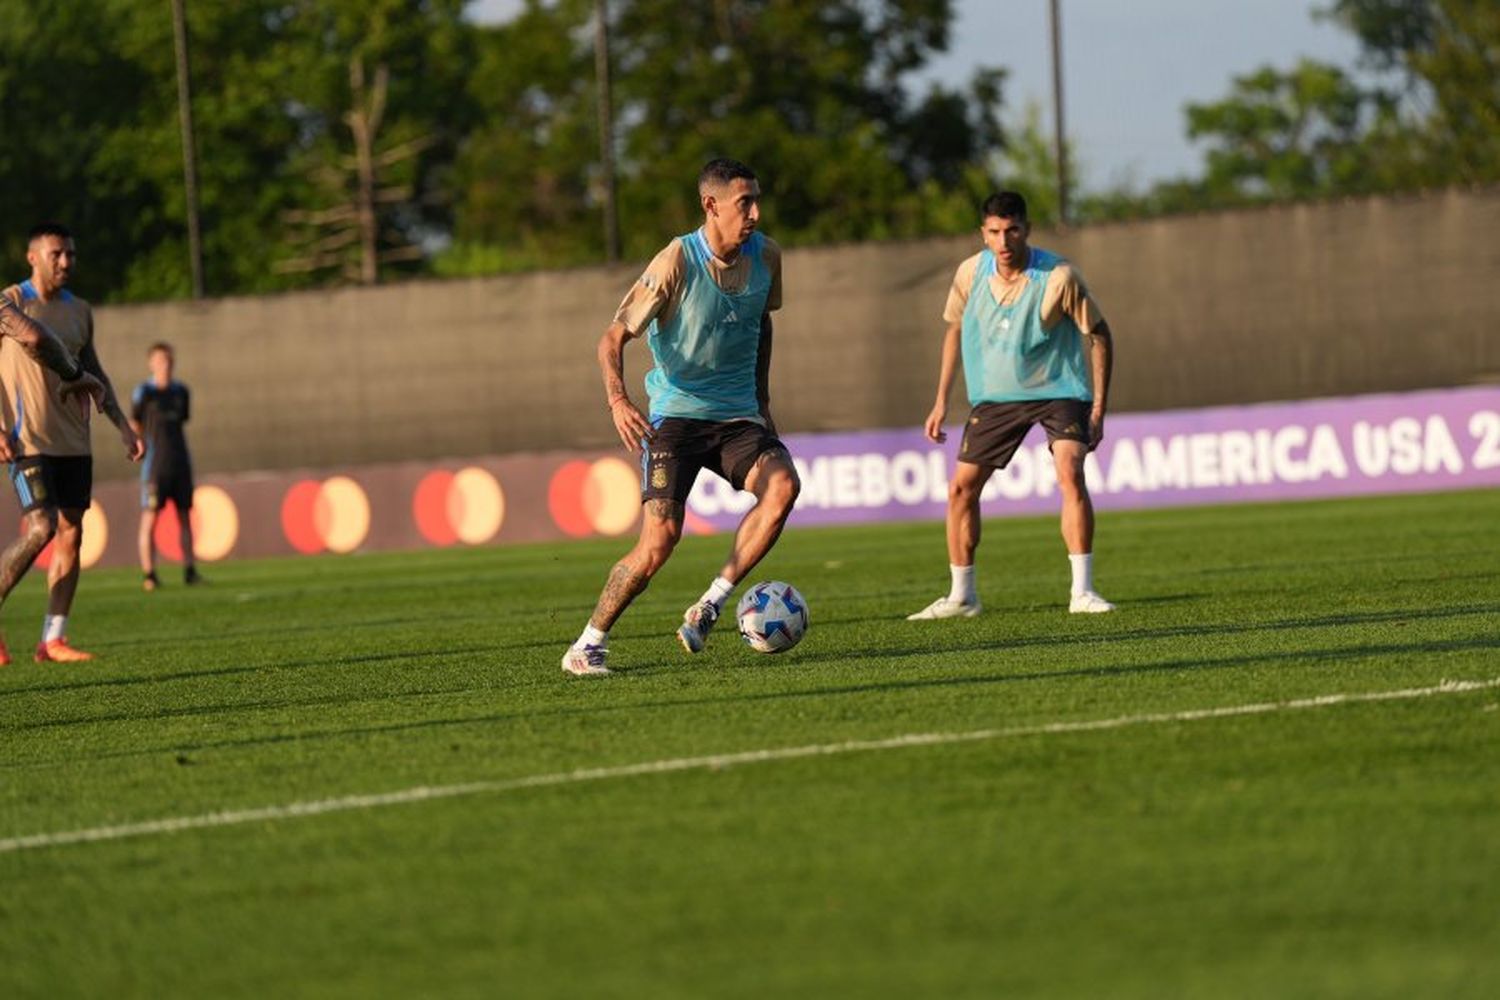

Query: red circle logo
281 477 370 554
546 458 641 537
413 467 505 546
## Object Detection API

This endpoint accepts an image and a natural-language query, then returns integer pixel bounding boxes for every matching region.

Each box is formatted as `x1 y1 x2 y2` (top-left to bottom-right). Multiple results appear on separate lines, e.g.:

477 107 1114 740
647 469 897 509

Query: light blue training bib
644 229 771 422
960 247 1091 405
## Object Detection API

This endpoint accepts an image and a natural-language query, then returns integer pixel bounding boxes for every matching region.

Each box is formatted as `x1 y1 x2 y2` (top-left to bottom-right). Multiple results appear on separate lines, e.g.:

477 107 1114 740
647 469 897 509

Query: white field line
4 677 1497 855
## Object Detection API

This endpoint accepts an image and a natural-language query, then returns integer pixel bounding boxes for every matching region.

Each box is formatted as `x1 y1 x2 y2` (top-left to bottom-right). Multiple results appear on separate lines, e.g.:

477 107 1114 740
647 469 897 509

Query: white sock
42 614 67 644
1069 553 1094 595
575 624 608 649
948 564 976 604
699 576 736 611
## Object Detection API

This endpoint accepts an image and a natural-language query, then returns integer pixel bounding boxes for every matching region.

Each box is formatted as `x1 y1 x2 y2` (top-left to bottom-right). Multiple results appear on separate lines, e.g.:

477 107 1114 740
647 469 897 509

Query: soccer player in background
908 191 1116 620
0 223 143 664
130 341 201 590
561 158 800 676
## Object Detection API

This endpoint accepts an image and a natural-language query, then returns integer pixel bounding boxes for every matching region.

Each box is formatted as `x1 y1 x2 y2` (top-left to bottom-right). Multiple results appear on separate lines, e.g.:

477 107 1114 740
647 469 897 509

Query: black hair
28 222 73 243
698 158 757 193
980 192 1028 224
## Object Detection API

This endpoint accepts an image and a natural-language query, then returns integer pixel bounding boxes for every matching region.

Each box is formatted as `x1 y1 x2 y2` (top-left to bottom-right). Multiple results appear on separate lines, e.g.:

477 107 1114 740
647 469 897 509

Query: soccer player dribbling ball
909 191 1117 621
562 158 800 677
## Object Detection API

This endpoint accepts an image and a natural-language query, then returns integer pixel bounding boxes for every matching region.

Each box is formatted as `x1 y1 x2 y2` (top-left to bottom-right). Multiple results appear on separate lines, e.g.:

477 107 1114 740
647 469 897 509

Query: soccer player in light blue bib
563 159 800 676
909 192 1118 620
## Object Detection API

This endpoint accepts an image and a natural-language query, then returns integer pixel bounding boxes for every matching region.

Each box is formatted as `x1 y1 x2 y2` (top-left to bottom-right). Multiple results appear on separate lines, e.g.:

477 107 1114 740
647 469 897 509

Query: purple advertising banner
686 386 1500 529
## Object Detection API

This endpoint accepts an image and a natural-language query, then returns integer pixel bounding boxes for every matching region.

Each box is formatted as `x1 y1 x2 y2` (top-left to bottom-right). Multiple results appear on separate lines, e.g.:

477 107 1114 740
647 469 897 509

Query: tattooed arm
77 338 145 462
599 320 653 453
0 296 106 414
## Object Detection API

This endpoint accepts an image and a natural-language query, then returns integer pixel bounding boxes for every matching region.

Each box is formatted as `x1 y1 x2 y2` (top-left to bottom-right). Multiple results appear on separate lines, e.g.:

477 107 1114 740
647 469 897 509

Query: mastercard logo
281 476 370 554
548 457 640 537
153 485 239 563
31 501 108 571
413 467 505 546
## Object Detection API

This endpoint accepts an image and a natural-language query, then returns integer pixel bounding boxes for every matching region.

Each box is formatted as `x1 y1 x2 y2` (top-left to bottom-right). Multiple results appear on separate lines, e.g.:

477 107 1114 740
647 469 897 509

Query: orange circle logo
30 501 108 571
153 485 239 563
281 476 371 554
413 467 505 546
547 457 640 537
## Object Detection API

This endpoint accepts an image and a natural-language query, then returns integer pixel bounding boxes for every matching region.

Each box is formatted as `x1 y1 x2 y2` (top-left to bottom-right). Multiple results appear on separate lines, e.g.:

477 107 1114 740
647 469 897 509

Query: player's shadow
801 601 1500 662
0 635 555 705
33 629 1500 769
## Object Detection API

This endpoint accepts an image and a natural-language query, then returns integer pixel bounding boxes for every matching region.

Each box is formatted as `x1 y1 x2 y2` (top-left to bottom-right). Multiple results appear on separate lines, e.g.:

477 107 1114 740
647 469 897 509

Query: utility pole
1048 0 1070 226
170 0 205 297
594 0 621 263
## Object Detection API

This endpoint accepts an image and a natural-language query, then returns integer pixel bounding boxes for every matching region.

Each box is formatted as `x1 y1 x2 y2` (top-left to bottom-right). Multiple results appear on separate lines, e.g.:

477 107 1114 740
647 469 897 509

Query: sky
466 0 1365 190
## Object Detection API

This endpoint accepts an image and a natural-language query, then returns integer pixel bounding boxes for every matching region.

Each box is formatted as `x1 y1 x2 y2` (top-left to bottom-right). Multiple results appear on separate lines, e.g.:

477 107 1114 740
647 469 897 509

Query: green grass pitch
2 490 1498 998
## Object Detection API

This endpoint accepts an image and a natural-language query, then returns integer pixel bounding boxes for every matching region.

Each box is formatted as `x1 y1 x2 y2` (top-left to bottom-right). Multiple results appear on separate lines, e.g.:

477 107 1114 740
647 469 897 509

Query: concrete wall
88 187 1500 482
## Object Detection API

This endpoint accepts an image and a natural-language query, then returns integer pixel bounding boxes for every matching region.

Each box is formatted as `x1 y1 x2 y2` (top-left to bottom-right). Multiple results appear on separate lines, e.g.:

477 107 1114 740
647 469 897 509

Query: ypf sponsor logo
547 457 640 537
152 485 239 563
30 501 108 570
413 467 506 546
281 476 370 555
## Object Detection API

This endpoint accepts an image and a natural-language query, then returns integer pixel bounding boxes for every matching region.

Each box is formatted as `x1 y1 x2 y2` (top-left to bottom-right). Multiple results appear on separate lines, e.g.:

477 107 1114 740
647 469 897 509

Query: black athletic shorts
642 417 787 506
142 470 195 512
958 399 1092 470
8 455 93 513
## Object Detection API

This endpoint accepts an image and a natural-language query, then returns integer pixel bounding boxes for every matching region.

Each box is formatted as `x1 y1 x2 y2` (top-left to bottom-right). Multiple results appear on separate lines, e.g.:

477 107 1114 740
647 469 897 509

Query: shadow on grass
12 626 1500 770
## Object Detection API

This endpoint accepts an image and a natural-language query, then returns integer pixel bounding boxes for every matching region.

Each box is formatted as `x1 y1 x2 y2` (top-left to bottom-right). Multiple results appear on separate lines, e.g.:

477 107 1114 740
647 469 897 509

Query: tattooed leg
588 499 683 630
588 562 650 631
0 509 56 607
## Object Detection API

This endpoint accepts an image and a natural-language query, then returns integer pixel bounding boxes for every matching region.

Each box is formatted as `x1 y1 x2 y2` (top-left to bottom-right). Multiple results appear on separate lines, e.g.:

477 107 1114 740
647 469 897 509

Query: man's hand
0 434 13 464
924 402 948 443
121 424 146 462
58 371 107 414
608 396 653 454
1088 409 1106 452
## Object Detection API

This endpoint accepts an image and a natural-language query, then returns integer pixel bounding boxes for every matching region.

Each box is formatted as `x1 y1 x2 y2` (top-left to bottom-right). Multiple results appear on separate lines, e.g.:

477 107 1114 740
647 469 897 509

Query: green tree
1322 0 1500 183
438 0 602 274
269 0 475 285
442 0 1009 271
1091 0 1500 219
1183 59 1378 203
0 1 474 301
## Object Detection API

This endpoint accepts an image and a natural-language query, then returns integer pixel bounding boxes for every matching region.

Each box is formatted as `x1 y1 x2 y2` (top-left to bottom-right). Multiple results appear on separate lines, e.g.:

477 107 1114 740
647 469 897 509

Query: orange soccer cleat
0 635 10 667
35 637 95 663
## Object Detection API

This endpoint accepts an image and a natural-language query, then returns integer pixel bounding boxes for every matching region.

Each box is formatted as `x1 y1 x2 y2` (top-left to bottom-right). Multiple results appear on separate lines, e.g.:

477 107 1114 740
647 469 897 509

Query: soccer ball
736 580 809 654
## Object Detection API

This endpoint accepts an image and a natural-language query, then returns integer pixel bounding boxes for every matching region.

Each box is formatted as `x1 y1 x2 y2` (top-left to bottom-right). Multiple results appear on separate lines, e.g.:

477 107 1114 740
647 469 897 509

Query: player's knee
761 469 799 516
638 524 681 568
1055 458 1087 495
22 513 56 549
949 478 980 505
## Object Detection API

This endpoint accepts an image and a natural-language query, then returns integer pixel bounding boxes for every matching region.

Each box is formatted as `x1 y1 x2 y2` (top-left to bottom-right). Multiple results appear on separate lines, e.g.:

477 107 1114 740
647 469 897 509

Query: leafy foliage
444 0 1009 271
8 0 1493 297
0 0 1007 298
1090 0 1500 220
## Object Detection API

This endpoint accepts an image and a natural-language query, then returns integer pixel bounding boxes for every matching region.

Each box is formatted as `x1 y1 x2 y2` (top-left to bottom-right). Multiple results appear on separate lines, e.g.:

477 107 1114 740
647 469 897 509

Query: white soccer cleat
561 643 611 676
906 596 982 620
677 601 721 654
1069 591 1116 614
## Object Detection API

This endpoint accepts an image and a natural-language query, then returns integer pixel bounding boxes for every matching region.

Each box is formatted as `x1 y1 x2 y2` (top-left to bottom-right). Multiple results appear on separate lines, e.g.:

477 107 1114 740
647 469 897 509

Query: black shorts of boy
958 399 1092 470
642 417 786 507
8 455 93 513
142 471 195 512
